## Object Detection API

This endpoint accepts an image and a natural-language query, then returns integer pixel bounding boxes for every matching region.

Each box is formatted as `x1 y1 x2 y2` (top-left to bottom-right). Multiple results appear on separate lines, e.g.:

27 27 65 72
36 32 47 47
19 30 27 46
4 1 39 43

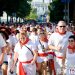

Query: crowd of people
0 20 75 75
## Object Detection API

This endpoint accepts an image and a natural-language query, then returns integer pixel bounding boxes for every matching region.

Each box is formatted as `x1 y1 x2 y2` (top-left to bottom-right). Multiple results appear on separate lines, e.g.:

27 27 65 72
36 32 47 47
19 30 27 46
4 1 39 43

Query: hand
62 64 66 69
55 46 62 51
31 60 35 65
10 64 15 72
10 69 14 74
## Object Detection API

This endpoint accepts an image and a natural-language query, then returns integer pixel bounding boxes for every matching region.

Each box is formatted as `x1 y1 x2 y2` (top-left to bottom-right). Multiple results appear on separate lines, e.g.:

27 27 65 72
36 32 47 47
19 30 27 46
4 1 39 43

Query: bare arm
13 52 18 65
10 52 18 72
0 47 5 64
31 50 38 64
49 45 61 51
62 48 67 66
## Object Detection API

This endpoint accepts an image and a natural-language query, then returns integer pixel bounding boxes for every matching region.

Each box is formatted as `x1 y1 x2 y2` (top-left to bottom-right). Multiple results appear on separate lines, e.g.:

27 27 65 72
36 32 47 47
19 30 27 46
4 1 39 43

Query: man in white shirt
48 21 73 75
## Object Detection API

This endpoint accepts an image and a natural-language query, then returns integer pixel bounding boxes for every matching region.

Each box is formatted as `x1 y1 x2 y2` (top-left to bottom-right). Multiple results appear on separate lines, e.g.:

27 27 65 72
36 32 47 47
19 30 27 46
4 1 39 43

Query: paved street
0 71 50 75
0 64 50 75
0 70 2 75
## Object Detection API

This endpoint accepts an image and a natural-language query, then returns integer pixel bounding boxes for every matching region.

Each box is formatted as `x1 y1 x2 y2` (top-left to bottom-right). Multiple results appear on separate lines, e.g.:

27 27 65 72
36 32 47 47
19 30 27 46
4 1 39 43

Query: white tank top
66 49 75 65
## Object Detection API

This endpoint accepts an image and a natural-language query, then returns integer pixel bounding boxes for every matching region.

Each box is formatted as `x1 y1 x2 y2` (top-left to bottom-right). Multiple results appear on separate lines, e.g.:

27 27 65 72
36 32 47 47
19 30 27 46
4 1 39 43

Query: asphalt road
0 69 50 75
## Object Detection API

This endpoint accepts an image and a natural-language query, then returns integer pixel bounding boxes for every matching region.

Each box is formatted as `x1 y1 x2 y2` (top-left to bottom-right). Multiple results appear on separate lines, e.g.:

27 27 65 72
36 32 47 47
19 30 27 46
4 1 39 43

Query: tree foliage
0 0 32 18
48 0 64 22
17 0 31 18
26 8 38 20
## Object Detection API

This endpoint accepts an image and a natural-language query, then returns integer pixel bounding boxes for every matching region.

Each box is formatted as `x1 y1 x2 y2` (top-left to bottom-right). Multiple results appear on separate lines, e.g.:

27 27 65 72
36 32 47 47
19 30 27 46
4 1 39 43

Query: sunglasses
68 40 75 42
59 26 66 28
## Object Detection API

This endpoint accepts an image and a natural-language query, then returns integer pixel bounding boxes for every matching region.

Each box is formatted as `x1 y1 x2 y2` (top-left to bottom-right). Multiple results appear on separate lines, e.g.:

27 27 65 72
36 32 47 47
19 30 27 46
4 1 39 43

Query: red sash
48 52 63 59
48 52 56 75
55 56 63 59
54 54 63 59
68 45 75 53
48 52 55 55
19 59 33 75
38 53 48 57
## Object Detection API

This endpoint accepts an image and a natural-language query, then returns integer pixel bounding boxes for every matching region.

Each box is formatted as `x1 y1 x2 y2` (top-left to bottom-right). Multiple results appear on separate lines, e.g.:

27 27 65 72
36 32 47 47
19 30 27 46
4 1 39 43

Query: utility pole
67 1 69 24
43 0 44 12
61 0 70 24
64 1 67 23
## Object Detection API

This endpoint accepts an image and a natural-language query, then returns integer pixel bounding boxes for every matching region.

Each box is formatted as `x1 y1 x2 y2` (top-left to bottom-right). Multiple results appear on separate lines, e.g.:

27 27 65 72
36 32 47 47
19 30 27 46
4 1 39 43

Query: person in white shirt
37 32 48 75
48 21 73 75
12 30 38 75
0 33 7 75
45 23 55 33
0 27 17 75
29 28 39 45
62 35 75 75
0 33 7 63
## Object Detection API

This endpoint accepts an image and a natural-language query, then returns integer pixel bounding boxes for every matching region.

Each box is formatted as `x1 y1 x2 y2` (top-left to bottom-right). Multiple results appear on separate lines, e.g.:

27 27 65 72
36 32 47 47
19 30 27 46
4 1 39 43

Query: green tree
48 0 64 22
26 8 37 20
17 0 31 18
0 0 32 18
0 0 6 16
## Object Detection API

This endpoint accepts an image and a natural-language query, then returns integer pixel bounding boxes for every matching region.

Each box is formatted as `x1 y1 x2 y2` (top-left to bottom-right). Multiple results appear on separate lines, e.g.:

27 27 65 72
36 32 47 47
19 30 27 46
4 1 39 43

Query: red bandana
72 31 75 35
68 45 75 52
42 36 48 42
44 37 48 42
57 31 66 35
20 37 29 46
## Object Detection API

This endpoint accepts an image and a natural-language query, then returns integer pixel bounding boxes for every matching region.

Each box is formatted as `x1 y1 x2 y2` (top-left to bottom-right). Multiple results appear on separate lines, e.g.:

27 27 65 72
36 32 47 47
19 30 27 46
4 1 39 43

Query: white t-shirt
66 49 75 75
37 41 48 53
0 33 6 48
0 33 7 62
0 33 6 54
9 34 18 47
14 40 37 62
48 31 73 57
37 41 48 62
29 33 39 45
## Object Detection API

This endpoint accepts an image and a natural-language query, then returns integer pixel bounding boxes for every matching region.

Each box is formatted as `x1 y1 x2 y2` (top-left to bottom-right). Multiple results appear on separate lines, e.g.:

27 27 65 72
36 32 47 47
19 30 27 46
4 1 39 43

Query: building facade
31 0 52 16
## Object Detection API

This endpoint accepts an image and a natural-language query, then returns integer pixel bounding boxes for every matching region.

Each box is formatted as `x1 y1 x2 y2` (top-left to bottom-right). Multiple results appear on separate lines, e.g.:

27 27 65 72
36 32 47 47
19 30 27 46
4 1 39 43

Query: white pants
54 57 63 75
17 62 36 75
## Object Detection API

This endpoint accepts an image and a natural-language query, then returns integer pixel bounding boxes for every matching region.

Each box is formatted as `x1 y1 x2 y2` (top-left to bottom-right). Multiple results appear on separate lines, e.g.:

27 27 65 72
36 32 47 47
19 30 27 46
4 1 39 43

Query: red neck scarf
20 37 29 46
57 31 66 35
68 45 75 52
72 31 75 35
44 37 48 42
41 36 48 42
